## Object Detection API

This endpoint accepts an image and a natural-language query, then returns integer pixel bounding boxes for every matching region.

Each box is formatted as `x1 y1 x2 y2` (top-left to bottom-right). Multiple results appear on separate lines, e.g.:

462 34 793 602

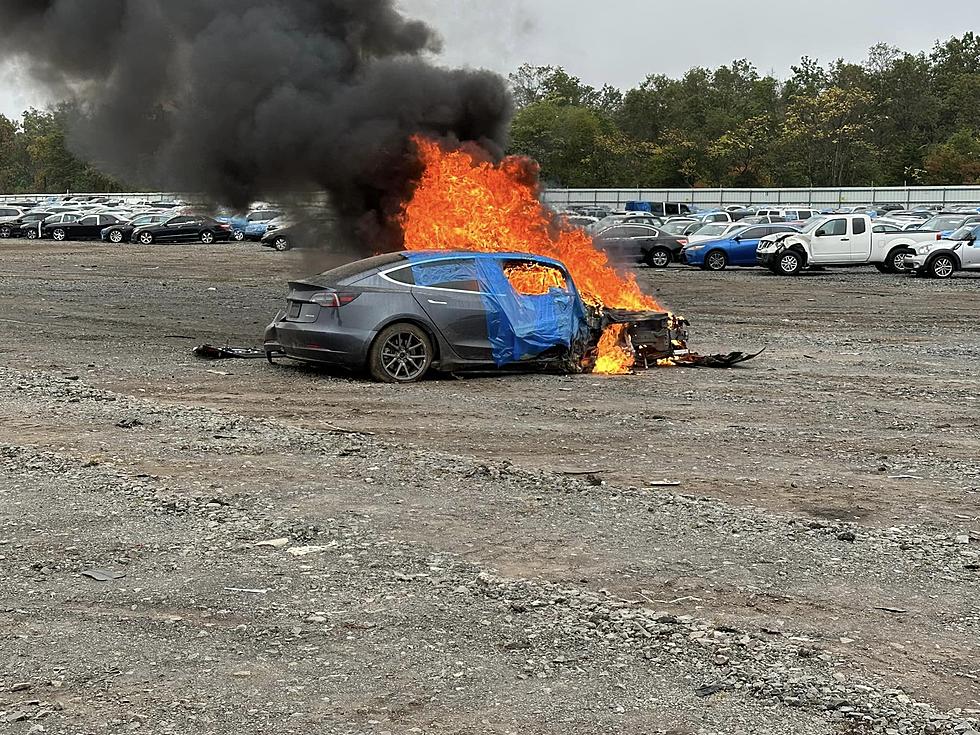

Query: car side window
386 266 415 285
413 258 480 292
852 218 867 235
167 216 191 225
80 216 97 225
818 219 847 237
64 214 80 222
739 227 765 239
623 226 656 237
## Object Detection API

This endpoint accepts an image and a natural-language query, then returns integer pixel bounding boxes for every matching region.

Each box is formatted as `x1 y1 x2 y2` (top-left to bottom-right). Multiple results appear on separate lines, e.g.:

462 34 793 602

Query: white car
687 222 747 245
756 214 940 274
905 224 980 278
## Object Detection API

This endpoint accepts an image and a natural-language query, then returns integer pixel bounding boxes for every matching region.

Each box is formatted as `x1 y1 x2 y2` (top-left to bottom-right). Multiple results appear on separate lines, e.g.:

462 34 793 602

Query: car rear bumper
265 319 373 368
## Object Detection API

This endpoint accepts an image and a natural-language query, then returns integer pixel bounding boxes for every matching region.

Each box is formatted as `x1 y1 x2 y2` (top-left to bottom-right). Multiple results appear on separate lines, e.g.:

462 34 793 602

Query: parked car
593 223 688 267
687 222 748 245
683 224 800 270
756 214 942 275
564 214 599 229
0 211 54 239
914 213 980 237
755 207 817 222
244 209 285 240
592 213 664 233
0 206 26 227
42 213 130 241
101 213 171 243
905 224 980 279
566 205 612 219
131 215 234 244
264 251 595 383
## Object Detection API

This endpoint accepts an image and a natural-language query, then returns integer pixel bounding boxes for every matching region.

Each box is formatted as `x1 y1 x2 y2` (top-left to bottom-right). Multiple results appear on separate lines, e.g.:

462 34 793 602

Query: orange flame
400 137 661 374
505 263 567 295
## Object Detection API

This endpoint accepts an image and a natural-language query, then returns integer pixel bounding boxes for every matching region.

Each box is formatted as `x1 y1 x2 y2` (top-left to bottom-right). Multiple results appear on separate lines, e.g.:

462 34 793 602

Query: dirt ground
0 239 978 734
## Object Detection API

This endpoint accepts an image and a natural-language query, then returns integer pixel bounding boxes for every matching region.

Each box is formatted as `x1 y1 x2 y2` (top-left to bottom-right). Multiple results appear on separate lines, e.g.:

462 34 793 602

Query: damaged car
263 251 755 383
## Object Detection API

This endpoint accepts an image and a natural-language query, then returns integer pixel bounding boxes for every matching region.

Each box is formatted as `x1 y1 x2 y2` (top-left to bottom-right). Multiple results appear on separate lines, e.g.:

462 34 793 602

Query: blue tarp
405 253 588 367
474 258 587 366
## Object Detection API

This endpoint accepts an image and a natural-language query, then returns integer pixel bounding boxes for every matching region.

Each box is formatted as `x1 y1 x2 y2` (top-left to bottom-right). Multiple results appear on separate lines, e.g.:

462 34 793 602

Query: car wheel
233 230 245 241
885 248 913 273
369 323 433 384
108 229 124 243
25 228 38 240
777 251 803 276
52 228 68 241
273 236 291 252
645 247 671 268
705 250 728 271
138 231 154 245
200 230 215 244
929 254 956 279
0 226 11 239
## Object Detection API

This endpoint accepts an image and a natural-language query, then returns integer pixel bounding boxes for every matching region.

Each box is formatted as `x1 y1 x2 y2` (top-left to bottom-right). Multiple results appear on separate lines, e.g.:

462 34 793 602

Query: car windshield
697 224 727 236
661 221 690 235
947 226 976 241
921 215 963 231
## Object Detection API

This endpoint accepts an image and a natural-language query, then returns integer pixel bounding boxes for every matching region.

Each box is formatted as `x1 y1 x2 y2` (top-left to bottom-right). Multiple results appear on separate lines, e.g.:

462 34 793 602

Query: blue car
214 212 248 241
683 224 799 270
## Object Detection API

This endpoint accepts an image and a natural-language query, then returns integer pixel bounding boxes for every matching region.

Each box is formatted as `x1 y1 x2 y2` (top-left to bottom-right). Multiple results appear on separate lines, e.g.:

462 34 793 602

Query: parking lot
1 239 978 733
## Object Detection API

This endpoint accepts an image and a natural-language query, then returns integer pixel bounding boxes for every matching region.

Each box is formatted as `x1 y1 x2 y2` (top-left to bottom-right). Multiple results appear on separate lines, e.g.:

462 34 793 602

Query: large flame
400 137 662 374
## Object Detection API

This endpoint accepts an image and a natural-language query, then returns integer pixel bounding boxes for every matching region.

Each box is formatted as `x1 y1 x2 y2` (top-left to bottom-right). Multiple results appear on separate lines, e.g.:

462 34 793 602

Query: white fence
543 186 980 210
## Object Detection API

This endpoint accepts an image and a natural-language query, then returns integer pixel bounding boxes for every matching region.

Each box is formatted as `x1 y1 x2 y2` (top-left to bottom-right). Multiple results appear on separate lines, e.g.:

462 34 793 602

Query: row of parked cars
0 196 287 246
570 204 980 279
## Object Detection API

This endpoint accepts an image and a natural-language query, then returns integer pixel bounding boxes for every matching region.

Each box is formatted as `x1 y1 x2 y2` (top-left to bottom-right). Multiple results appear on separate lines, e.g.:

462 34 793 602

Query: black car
593 223 688 268
131 215 233 245
42 213 129 241
101 213 171 243
0 211 54 239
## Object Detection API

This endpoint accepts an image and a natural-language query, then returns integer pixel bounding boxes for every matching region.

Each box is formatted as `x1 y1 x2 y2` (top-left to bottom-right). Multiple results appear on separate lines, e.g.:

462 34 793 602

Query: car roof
402 251 567 269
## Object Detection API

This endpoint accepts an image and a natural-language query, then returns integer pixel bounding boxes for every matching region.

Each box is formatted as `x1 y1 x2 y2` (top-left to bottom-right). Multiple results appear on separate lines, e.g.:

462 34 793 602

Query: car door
158 216 192 241
75 215 101 239
848 217 871 261
961 226 980 269
729 227 767 265
809 218 850 262
409 258 494 362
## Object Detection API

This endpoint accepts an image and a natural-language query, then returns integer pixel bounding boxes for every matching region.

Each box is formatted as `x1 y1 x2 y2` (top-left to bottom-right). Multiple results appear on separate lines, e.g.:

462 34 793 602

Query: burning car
264 251 688 383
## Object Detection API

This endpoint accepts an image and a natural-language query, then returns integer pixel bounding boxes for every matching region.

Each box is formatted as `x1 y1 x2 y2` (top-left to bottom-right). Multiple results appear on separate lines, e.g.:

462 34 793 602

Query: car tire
25 228 38 240
368 323 433 384
885 247 912 273
233 230 245 241
273 236 291 252
108 229 124 243
200 230 215 244
705 250 728 271
52 228 67 241
0 226 11 239
645 247 672 268
928 254 956 279
138 232 154 245
776 250 803 276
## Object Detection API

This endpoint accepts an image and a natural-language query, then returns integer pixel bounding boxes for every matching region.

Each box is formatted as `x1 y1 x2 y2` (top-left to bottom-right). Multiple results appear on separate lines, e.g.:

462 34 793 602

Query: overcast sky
0 0 972 117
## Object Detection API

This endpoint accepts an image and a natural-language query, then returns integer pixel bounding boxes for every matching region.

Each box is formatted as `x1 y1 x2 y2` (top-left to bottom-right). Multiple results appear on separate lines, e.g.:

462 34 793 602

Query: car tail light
936 233 942 240
678 238 688 246
219 223 231 230
309 291 360 307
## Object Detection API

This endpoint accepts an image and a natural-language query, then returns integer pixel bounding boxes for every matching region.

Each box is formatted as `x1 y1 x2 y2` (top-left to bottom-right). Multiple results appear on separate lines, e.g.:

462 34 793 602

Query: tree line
1 33 978 195
509 33 980 189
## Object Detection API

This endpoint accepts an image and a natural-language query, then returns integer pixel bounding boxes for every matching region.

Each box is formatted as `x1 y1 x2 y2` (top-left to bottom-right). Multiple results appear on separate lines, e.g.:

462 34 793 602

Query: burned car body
264 251 754 383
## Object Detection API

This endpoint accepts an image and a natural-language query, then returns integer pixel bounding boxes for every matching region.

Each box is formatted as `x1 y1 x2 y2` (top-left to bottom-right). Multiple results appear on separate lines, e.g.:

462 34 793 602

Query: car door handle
841 238 850 241
427 299 448 305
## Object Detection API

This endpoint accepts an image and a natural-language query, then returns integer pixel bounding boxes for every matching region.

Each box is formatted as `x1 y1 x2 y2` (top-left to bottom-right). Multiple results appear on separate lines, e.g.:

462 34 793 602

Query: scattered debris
115 418 143 429
223 587 271 595
874 607 909 615
286 544 338 557
79 569 126 582
194 344 269 360
254 538 290 549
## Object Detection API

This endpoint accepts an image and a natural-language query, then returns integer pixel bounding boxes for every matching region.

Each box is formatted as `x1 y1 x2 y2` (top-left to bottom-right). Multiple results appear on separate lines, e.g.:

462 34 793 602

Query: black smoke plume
0 0 513 251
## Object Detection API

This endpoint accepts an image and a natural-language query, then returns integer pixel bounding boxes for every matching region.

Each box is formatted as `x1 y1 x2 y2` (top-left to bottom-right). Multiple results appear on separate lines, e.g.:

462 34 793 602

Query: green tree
924 129 980 184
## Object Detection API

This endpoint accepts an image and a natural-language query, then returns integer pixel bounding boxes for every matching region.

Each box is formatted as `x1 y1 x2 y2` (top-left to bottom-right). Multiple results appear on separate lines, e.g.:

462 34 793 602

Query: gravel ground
0 240 978 734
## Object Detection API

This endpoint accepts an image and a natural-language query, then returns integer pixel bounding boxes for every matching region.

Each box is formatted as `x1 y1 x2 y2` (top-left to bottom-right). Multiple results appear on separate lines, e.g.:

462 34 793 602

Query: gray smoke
0 0 513 251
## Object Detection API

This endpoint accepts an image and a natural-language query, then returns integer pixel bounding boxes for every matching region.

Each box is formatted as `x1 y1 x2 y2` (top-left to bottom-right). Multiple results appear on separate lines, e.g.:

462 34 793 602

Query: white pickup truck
756 214 940 275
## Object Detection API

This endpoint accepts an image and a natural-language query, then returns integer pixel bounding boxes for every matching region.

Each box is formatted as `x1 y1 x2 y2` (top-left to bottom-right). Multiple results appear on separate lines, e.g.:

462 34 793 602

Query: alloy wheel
706 251 727 271
274 237 290 252
201 231 214 244
109 230 124 243
139 232 153 245
780 254 800 274
932 256 954 279
380 332 429 381
0 226 11 238
52 229 66 241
